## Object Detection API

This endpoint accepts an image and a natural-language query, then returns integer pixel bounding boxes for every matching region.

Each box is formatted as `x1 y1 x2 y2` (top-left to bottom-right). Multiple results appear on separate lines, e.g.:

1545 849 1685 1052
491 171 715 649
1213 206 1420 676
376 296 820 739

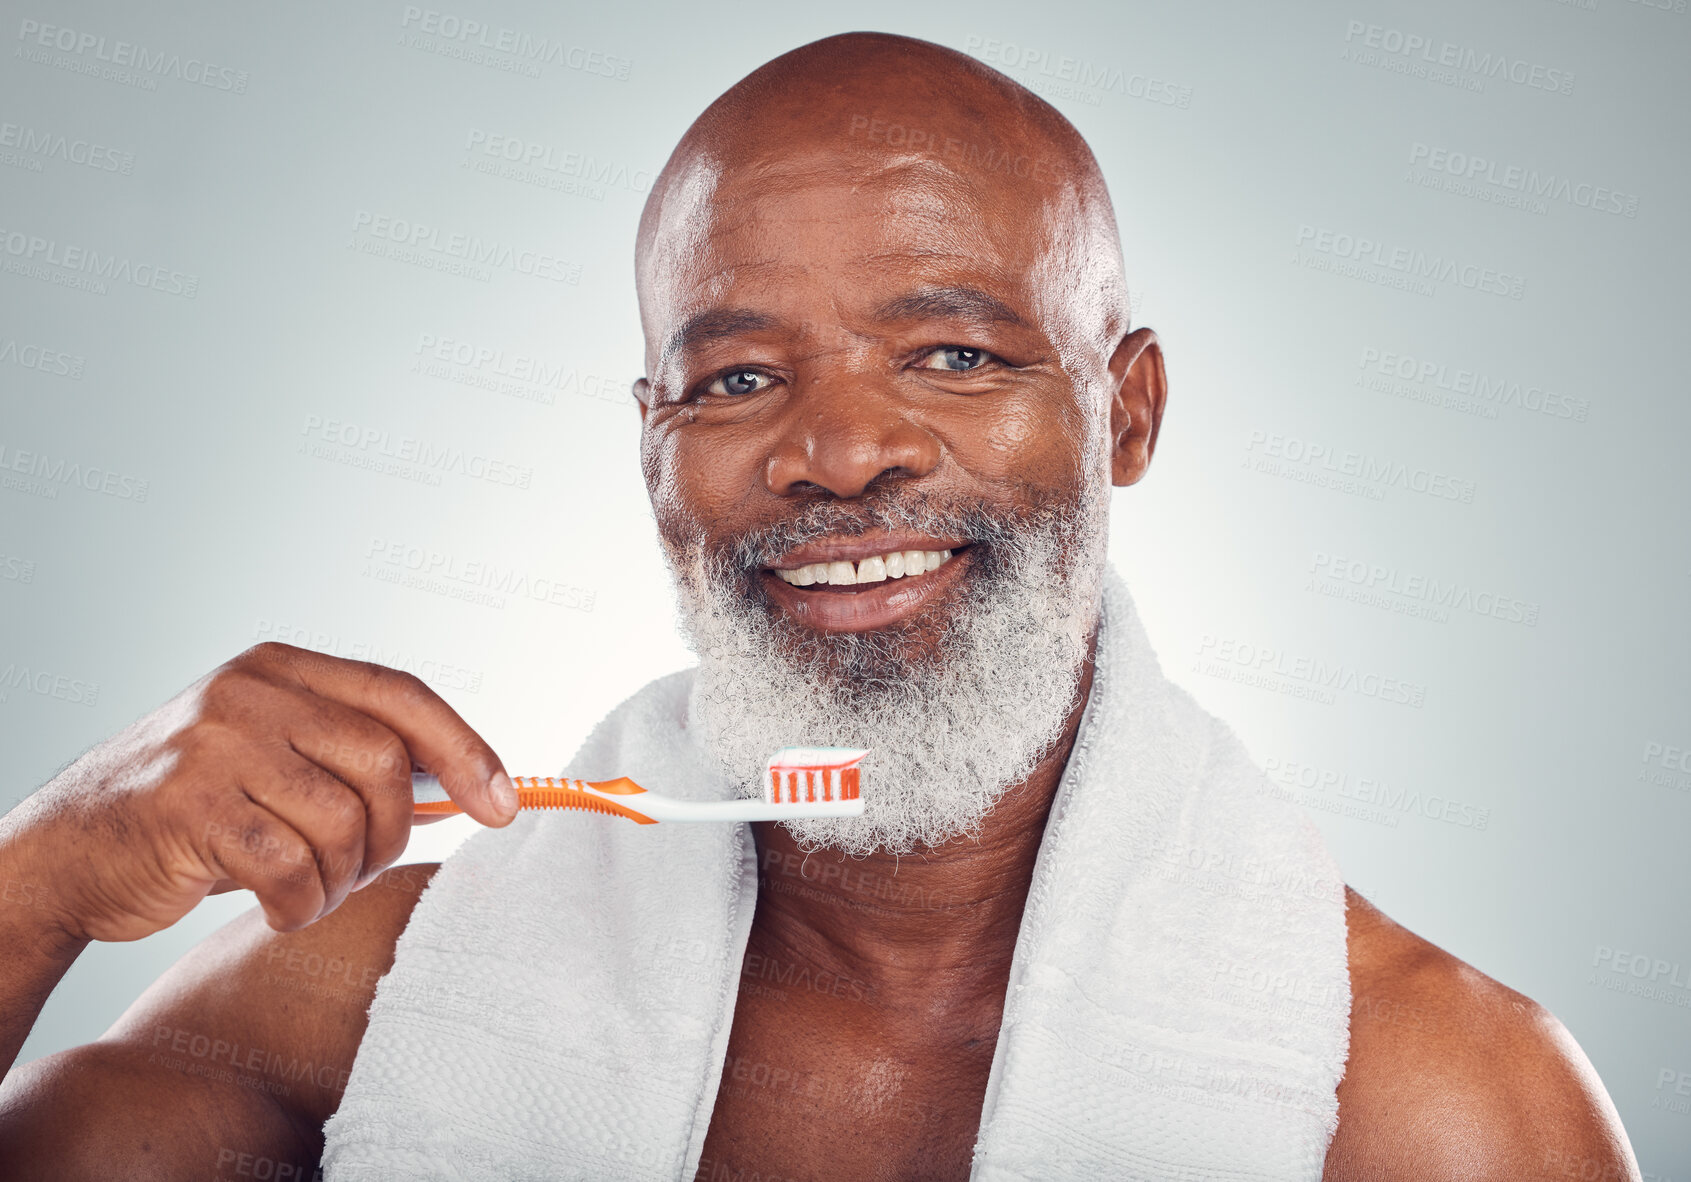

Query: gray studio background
2 0 1687 1171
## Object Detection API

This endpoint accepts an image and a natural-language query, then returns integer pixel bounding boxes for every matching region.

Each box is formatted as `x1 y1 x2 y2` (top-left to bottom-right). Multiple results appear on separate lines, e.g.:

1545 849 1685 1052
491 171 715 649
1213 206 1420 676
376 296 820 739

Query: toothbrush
411 746 868 824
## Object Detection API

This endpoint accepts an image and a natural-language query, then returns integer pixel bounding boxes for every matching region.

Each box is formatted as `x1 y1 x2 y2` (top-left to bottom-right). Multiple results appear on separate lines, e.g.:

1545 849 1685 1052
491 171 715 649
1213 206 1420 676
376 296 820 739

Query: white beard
664 472 1111 857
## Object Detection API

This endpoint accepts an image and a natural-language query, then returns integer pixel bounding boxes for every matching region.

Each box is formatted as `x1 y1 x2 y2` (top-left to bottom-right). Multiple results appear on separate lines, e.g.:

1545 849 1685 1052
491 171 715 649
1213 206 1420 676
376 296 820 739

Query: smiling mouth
753 537 974 632
768 546 960 591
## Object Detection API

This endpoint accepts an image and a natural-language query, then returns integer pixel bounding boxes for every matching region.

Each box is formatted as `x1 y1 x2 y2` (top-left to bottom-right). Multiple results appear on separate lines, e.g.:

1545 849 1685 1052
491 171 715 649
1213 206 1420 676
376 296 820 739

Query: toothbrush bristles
762 749 868 805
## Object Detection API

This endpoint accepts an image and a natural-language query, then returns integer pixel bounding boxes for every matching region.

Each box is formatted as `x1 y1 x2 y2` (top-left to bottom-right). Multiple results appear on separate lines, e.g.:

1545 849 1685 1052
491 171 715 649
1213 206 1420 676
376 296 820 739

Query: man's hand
4 642 516 945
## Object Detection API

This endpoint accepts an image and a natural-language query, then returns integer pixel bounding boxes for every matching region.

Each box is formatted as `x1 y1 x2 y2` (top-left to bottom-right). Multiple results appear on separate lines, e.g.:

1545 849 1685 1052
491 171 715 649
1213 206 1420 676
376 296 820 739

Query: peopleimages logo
1308 551 1540 626
961 35 1193 108
1341 20 1575 95
1592 946 1691 993
0 442 150 502
0 553 36 583
413 333 626 407
252 620 484 694
1357 346 1590 423
846 114 1069 186
363 537 596 613
0 661 99 706
349 210 581 284
1643 742 1691 773
15 18 250 93
463 130 652 195
1244 429 1478 504
0 337 84 380
1195 633 1427 708
1296 225 1524 300
0 226 199 297
0 120 135 174
1261 756 1491 831
1408 143 1639 218
397 7 631 80
1640 741 1691 791
299 414 533 490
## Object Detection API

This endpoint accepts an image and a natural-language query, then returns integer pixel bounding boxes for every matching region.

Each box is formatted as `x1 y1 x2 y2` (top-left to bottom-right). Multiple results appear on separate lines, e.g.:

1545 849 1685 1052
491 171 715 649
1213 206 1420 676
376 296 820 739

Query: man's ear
633 377 651 424
1106 328 1167 487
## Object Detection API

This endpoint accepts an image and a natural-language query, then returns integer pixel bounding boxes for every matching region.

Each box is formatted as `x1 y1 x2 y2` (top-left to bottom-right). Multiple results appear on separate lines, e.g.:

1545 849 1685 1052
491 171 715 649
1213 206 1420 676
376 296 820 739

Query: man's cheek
644 434 736 545
979 410 1040 452
952 387 1092 484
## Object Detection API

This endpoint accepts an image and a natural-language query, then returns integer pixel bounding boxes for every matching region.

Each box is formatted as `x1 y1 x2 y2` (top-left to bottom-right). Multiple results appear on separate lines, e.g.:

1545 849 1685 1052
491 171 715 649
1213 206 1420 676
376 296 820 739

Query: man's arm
0 863 436 1180
0 641 512 1174
1324 888 1640 1182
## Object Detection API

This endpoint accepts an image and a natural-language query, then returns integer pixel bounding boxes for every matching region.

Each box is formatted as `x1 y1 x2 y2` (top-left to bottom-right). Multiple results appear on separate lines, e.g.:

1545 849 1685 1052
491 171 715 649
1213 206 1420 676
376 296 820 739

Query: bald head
635 32 1131 377
630 29 1167 628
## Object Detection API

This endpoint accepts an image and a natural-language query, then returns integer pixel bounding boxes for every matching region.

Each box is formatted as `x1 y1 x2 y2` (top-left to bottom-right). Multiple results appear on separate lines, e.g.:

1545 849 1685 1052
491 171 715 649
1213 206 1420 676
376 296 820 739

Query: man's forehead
641 152 1060 352
648 147 1033 262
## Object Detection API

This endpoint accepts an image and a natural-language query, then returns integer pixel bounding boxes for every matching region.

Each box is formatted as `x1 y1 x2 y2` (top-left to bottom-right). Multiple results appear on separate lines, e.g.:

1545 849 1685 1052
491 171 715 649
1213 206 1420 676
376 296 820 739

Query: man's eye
706 369 773 397
917 346 995 372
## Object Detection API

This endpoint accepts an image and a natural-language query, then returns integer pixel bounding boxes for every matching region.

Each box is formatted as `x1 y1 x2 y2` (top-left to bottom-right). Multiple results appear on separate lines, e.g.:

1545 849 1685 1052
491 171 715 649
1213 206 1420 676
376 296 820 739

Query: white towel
322 567 1351 1181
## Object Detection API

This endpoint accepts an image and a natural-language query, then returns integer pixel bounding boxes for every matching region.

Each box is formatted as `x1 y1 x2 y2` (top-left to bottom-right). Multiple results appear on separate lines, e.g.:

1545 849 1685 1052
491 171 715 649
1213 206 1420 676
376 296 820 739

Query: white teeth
773 547 960 586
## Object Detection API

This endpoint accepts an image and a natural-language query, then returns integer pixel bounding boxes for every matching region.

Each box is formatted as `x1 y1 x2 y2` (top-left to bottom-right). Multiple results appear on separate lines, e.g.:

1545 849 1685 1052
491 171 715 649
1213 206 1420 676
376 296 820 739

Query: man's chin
740 584 969 690
771 795 1001 860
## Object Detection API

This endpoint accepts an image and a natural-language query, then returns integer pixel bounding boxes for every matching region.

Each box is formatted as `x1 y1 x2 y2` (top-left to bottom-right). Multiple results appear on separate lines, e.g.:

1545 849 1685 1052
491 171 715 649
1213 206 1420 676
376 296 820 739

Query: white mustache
713 493 1017 574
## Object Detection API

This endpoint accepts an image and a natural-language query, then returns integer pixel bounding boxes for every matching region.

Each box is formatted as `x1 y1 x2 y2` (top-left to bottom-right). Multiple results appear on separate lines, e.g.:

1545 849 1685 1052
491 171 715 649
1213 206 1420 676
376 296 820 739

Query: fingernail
489 770 519 814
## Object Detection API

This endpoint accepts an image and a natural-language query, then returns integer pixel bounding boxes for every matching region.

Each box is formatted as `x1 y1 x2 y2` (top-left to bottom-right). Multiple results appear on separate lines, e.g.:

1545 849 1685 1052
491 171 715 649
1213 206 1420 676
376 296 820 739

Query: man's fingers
253 643 517 827
281 695 417 889
198 802 326 932
236 756 369 919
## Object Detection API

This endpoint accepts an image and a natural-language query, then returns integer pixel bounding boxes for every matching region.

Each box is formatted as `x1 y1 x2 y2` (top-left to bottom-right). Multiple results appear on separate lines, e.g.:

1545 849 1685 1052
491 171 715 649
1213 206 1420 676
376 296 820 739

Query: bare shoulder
0 863 438 1180
1322 887 1639 1182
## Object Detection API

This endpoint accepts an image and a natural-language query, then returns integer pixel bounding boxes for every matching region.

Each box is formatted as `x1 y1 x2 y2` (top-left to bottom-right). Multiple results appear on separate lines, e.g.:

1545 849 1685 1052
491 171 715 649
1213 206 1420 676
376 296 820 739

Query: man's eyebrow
660 287 1026 364
662 308 779 365
870 285 1028 328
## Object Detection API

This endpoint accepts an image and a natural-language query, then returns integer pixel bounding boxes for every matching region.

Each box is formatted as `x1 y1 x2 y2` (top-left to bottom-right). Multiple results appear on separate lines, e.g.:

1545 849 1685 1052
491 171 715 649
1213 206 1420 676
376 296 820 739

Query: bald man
0 32 1638 1182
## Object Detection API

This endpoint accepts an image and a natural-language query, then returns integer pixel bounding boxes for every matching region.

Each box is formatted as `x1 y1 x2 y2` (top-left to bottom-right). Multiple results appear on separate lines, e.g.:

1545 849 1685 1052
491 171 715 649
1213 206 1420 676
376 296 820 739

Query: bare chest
696 983 1001 1182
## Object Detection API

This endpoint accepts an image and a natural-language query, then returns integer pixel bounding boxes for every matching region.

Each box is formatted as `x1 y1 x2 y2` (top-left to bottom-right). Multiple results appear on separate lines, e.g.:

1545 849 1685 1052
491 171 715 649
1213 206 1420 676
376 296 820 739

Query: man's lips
759 537 973 633
765 532 972 569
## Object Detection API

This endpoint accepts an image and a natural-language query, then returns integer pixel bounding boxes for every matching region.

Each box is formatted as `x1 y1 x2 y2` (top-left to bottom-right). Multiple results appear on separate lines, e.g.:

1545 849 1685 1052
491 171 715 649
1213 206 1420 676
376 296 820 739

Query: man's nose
762 384 941 498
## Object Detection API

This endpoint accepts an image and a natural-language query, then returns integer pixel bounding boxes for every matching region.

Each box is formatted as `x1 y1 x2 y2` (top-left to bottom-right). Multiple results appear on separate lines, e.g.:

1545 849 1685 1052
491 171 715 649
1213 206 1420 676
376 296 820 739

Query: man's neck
747 646 1097 1002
